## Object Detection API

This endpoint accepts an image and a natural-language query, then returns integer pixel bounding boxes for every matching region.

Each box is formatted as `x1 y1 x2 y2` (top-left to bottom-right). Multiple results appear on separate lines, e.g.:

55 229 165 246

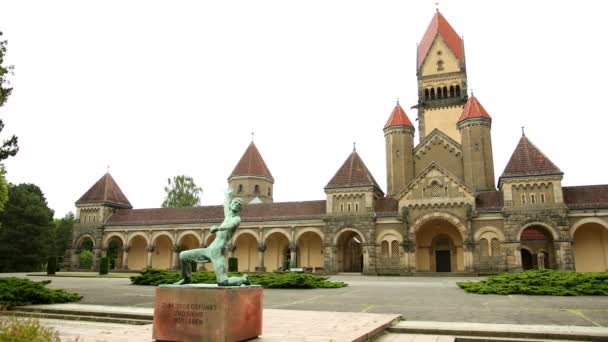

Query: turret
383 102 415 196
457 95 495 191
228 141 274 204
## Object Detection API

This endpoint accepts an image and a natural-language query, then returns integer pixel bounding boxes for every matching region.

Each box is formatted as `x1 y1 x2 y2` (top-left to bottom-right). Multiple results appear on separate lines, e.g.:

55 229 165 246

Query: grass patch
131 269 347 289
0 277 82 308
457 270 608 296
0 317 60 342
27 272 138 278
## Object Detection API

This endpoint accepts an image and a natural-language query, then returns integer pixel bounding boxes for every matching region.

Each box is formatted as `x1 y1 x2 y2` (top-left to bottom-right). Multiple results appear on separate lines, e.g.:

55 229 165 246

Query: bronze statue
173 188 250 286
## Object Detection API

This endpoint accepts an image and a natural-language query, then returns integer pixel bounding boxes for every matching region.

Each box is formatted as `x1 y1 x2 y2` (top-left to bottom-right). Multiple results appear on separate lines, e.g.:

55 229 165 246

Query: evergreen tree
0 31 18 161
0 184 54 271
52 212 75 258
161 175 203 208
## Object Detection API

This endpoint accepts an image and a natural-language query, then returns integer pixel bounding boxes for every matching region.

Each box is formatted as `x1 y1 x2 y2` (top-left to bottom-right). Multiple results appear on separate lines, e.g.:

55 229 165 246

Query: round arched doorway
573 222 608 272
336 230 364 272
415 219 464 272
520 225 555 270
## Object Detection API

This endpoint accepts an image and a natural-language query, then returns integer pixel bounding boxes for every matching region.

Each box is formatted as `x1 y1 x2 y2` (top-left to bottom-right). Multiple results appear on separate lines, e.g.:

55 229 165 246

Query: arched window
443 86 448 98
254 184 260 194
521 194 526 205
237 184 243 193
355 203 359 212
531 194 536 204
491 238 501 256
430 88 435 99
437 87 442 99
455 85 461 97
424 88 430 100
449 85 455 97
479 238 489 256
429 181 443 197
540 193 546 203
381 241 389 258
340 204 344 212
347 203 351 212
267 188 271 196
391 240 400 258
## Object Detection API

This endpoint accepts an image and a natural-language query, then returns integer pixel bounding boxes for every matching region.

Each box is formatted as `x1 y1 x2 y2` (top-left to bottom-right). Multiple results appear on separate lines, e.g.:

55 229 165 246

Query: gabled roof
499 135 563 183
458 95 491 122
76 173 132 209
230 142 274 181
418 10 463 70
384 102 414 129
325 150 384 194
414 128 462 157
563 185 608 210
396 161 475 201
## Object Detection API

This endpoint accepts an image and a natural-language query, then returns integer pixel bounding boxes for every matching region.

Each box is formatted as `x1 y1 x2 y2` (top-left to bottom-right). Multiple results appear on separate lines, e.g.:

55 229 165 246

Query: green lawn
27 272 138 278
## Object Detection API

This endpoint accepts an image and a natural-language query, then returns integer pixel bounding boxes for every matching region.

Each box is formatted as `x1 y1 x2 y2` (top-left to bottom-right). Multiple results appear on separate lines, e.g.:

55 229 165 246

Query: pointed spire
230 142 274 181
521 126 526 136
499 135 562 182
384 102 414 129
325 150 384 195
417 10 463 70
76 173 132 208
458 95 492 122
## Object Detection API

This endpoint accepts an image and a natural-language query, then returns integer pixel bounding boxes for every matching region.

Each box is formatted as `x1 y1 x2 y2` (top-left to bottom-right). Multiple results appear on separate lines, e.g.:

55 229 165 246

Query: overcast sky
1 0 607 218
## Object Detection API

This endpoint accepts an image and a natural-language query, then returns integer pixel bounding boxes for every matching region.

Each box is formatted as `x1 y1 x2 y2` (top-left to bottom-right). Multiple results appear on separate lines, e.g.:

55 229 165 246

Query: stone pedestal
153 284 263 342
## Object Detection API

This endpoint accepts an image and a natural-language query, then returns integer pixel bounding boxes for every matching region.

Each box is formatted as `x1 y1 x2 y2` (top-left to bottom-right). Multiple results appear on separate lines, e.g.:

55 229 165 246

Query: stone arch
296 230 324 270
151 234 174 269
176 230 201 245
127 235 148 270
334 228 367 245
263 228 291 244
264 231 290 272
376 230 403 244
233 229 260 244
127 233 150 247
474 226 505 241
233 231 258 272
152 232 175 246
103 233 126 248
178 233 200 251
412 212 467 241
335 228 365 272
75 234 96 249
517 222 559 241
295 227 324 245
571 217 608 238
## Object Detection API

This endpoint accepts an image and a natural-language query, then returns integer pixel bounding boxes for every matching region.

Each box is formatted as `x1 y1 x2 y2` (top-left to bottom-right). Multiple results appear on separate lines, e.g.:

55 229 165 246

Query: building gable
414 128 464 181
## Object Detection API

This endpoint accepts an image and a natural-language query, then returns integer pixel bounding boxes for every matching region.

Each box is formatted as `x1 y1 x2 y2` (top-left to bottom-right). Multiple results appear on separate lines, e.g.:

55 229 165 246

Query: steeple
76 173 132 209
229 141 274 204
415 10 468 143
499 134 562 187
325 150 383 193
383 102 415 196
458 95 492 121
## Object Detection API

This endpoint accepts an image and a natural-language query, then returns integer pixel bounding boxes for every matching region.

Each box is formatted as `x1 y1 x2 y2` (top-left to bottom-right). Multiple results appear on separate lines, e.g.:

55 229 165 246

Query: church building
67 10 608 274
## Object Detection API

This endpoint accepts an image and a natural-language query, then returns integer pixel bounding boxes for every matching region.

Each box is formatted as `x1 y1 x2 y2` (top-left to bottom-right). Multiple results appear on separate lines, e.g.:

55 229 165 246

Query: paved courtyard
4 273 608 327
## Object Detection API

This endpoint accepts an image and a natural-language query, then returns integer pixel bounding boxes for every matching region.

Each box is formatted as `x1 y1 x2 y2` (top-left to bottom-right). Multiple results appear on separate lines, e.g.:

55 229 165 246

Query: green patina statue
173 188 250 286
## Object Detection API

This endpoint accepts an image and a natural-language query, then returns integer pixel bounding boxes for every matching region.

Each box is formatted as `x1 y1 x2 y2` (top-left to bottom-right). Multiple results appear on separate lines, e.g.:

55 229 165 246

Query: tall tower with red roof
457 95 496 191
383 101 415 196
416 10 468 143
228 141 275 204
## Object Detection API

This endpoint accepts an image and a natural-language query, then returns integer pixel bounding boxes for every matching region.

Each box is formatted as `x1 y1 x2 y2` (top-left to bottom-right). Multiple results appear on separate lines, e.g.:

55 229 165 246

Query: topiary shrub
130 268 348 288
0 277 81 308
228 257 238 272
99 257 109 275
79 250 93 269
0 318 60 342
457 270 608 296
56 257 63 272
46 257 56 276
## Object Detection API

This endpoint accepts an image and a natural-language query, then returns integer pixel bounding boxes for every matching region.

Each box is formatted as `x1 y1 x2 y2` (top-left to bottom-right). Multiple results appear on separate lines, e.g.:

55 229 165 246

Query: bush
457 270 608 296
46 257 56 276
130 269 347 289
79 250 93 269
228 258 238 272
99 257 109 275
56 257 63 272
0 277 81 308
0 318 60 342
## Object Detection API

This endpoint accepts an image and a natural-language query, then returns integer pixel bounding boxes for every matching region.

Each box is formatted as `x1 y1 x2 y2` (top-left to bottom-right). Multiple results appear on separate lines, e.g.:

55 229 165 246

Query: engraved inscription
162 302 218 326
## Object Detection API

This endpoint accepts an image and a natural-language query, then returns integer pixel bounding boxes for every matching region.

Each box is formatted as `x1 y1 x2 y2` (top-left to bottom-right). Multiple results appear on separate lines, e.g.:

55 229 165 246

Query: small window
491 238 501 256
531 194 536 204
340 204 344 212
540 193 545 203
437 60 444 72
254 185 260 194
424 89 430 100
237 184 243 193
455 85 461 97
521 194 526 204
479 238 489 256
391 240 400 258
381 241 389 258
449 85 455 97
430 88 436 99
267 188 271 196
355 203 359 212
396 150 400 158
347 203 351 212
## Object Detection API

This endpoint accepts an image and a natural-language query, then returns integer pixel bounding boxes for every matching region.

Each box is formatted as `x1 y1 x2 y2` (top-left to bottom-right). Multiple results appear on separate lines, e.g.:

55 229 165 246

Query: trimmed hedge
0 277 82 308
46 257 56 276
99 257 109 275
131 269 347 289
228 258 238 272
457 270 608 296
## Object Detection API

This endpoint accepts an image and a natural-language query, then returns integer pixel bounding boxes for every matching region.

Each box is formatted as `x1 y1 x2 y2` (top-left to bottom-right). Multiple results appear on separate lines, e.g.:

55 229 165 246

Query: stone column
73 249 80 269
289 243 297 269
463 240 476 272
92 247 101 270
101 247 108 258
146 245 155 269
122 246 130 270
537 252 545 270
401 240 416 273
172 244 180 270
323 243 335 273
256 244 266 272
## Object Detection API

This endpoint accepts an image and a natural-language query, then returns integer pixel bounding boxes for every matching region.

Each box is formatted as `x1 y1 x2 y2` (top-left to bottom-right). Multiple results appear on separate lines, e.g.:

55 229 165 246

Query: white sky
1 0 607 218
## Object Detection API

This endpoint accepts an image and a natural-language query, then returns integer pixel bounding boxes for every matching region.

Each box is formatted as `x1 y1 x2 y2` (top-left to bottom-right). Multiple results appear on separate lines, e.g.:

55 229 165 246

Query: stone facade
66 10 608 274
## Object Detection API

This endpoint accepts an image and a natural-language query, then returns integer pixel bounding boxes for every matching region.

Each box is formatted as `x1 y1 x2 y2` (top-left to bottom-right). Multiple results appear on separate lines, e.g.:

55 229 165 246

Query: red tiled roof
476 190 503 212
418 11 463 70
384 102 414 129
459 95 491 121
106 200 326 225
563 185 608 209
230 142 274 181
325 151 384 194
76 173 132 208
500 135 562 180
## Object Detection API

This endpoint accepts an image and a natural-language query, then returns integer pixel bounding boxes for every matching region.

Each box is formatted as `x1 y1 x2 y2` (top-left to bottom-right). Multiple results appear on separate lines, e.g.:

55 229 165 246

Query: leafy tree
161 175 203 208
79 250 93 269
0 31 19 161
0 167 9 212
51 212 75 258
0 184 54 272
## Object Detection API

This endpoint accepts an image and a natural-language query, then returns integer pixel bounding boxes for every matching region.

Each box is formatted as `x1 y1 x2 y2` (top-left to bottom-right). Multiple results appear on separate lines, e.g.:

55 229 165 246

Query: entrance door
521 249 533 270
436 251 451 272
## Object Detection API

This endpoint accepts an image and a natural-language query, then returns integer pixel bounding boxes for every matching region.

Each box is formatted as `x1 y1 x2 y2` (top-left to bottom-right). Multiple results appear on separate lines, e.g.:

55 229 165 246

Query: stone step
1 311 151 325
412 272 477 277
388 321 608 341
12 305 153 321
